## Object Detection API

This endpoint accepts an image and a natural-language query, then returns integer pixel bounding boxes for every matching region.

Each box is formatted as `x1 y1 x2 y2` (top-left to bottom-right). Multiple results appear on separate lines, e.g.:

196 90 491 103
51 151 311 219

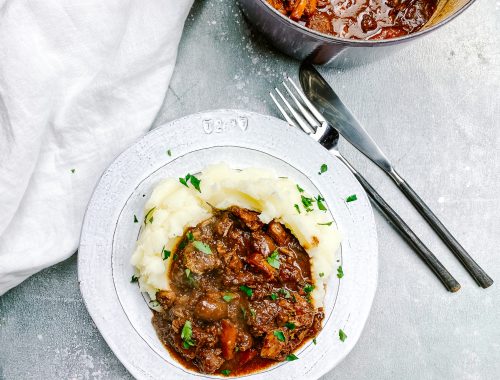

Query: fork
270 79 461 292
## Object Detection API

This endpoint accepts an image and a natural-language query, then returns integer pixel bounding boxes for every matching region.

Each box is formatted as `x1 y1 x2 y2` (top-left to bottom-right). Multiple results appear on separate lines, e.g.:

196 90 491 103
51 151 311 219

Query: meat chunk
247 252 276 278
267 220 292 245
156 290 176 309
196 348 225 374
260 330 289 360
184 249 221 274
228 206 263 231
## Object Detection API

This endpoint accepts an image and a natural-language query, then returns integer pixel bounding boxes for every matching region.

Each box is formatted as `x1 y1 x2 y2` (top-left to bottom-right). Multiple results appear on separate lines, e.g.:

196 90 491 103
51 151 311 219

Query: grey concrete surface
1 0 499 379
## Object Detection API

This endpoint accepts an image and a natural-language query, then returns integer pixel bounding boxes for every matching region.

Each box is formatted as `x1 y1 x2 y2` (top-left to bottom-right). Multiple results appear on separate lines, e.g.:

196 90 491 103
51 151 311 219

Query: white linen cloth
0 0 194 295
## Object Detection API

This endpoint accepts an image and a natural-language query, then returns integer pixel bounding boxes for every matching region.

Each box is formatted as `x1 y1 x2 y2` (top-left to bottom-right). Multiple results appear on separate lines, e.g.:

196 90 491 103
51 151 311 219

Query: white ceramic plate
78 109 378 380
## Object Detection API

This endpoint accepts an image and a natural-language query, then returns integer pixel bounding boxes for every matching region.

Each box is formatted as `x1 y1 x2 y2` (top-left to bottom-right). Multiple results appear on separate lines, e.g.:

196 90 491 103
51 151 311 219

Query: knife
299 62 493 289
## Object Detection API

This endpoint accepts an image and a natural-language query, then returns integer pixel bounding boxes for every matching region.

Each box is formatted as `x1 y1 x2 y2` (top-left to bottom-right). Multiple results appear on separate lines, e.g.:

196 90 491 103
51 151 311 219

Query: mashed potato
131 163 341 305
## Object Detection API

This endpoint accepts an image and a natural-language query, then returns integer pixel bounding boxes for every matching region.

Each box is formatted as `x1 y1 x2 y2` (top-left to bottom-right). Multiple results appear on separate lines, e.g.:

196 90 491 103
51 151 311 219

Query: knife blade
299 63 394 174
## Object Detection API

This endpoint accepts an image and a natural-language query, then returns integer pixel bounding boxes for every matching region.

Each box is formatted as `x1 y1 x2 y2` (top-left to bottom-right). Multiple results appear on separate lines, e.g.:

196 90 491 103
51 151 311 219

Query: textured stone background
1 0 499 379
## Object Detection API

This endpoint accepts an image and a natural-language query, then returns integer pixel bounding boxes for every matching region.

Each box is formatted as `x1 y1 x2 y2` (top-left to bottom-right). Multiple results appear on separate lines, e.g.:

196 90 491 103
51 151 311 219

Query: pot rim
252 0 476 46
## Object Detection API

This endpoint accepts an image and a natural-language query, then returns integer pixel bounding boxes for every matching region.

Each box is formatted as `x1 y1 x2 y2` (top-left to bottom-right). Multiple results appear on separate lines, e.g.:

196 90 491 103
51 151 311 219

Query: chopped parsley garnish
70 169 75 173
185 268 191 279
274 330 286 342
167 149 172 156
286 353 298 361
318 164 328 175
187 231 194 241
149 300 160 308
181 321 195 349
346 194 357 203
317 221 333 226
240 285 253 298
285 322 296 330
250 309 256 317
222 293 235 302
316 195 327 211
270 293 278 301
173 253 178 261
301 195 314 212
193 241 212 254
221 369 231 376
296 184 304 193
266 250 280 269
179 173 202 192
144 207 156 224
280 288 291 299
339 329 347 342
313 338 317 345
319 272 324 277
294 204 301 214
337 266 344 279
130 275 139 283
161 246 171 260
133 215 138 223
304 284 315 293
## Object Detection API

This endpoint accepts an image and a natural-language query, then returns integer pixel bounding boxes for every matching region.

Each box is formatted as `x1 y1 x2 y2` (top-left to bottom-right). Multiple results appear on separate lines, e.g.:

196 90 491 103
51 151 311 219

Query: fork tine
275 88 314 134
270 92 298 129
282 81 320 130
287 76 327 124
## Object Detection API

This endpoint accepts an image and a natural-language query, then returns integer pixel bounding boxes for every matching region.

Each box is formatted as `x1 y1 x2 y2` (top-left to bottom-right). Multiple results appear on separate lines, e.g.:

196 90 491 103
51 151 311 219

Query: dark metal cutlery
270 78 461 292
299 63 492 289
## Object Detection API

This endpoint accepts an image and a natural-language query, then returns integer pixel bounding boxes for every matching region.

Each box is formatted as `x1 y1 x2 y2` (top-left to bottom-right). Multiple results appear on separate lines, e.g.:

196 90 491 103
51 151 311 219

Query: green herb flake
319 272 324 278
193 240 212 254
133 215 138 223
185 268 191 279
339 329 347 342
319 164 328 175
337 266 344 279
296 184 304 193
181 320 195 348
130 275 139 283
221 369 231 376
286 353 298 361
187 231 194 241
189 174 202 192
313 338 317 345
162 247 171 260
179 175 190 187
316 195 327 211
285 322 296 330
280 288 291 299
270 293 278 301
301 195 314 212
294 204 301 214
304 284 315 293
266 250 280 269
222 293 235 302
240 285 253 298
346 194 358 203
274 330 286 342
149 300 160 308
144 207 156 224
250 309 256 317
167 149 172 156
317 221 333 226
70 169 75 173
173 253 178 261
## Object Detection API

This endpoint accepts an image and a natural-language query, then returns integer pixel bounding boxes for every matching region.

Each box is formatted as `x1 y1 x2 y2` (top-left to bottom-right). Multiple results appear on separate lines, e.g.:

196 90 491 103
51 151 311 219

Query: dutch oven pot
238 0 476 66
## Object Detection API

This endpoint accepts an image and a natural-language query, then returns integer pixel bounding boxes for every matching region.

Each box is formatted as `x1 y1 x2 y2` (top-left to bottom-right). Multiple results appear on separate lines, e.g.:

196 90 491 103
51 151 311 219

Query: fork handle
388 170 493 288
336 155 461 292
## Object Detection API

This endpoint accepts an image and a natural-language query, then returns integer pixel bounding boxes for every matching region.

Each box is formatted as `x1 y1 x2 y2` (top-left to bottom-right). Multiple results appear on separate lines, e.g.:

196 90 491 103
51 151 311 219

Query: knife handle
336 155 461 292
388 170 493 288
